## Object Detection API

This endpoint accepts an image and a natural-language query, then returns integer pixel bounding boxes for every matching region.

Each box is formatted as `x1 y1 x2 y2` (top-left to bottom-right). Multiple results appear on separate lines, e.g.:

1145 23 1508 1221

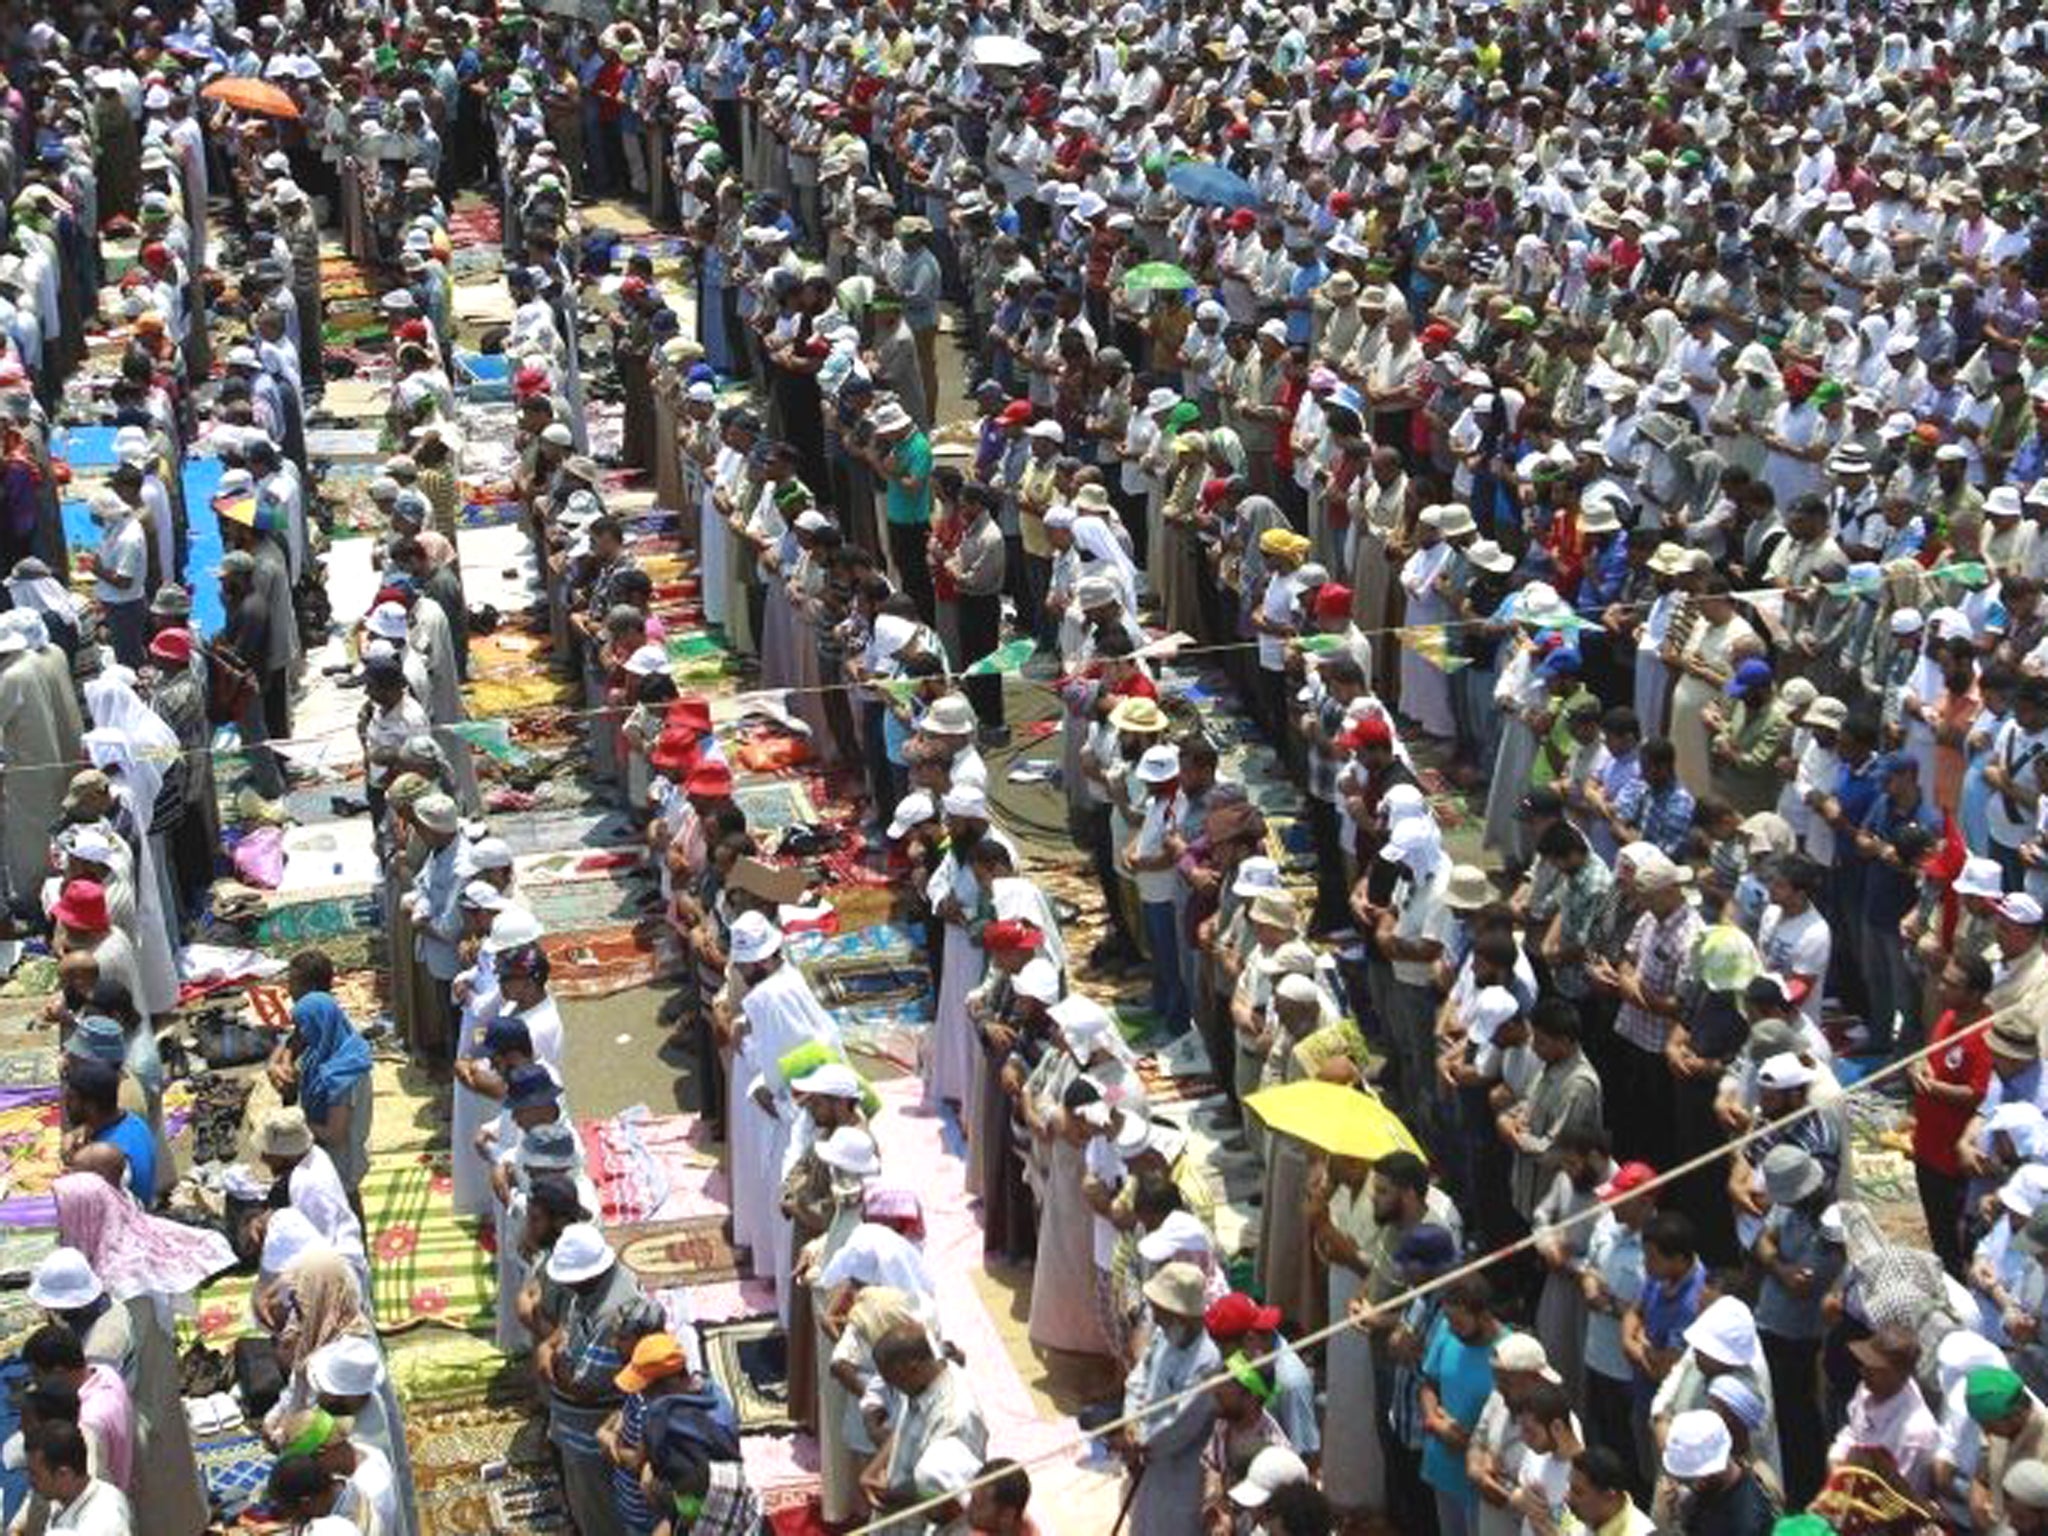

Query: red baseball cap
684 761 734 798
1205 1291 1282 1341
668 697 714 735
981 920 1042 954
1313 584 1354 620
1227 208 1257 232
997 400 1034 427
1339 715 1393 751
1597 1161 1657 1201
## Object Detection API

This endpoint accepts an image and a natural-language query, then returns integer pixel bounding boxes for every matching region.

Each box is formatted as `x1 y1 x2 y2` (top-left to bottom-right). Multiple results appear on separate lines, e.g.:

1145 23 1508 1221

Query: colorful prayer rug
731 780 818 832
606 1217 741 1288
361 1151 496 1333
702 1317 795 1432
195 1430 272 1519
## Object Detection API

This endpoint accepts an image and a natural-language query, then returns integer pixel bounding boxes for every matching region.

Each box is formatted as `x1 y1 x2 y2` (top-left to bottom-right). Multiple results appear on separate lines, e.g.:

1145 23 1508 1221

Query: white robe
1397 542 1456 738
731 961 841 1326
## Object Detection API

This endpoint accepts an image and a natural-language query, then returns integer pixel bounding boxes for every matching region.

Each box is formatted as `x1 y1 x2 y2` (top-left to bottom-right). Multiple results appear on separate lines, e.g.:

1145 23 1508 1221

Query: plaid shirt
1611 777 1697 862
1614 905 1702 1055
1389 1295 1445 1451
1547 856 1616 1000
690 1461 764 1536
1305 690 1348 804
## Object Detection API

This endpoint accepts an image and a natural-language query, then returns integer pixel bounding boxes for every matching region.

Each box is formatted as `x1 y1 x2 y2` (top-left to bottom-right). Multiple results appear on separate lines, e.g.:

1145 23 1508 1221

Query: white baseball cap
482 907 545 953
1228 1445 1309 1508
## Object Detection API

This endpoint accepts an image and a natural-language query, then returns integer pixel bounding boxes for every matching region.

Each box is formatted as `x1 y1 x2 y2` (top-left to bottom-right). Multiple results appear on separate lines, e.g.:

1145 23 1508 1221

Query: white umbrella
967 34 1042 68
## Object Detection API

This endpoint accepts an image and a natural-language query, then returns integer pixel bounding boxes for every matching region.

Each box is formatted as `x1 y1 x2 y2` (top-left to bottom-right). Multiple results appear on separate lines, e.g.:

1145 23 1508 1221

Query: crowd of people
12 1 2048 1535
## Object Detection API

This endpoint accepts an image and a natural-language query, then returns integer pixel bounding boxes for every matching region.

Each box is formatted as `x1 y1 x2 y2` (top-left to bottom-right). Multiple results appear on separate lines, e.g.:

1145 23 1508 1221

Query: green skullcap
282 1408 338 1459
1967 1366 2028 1424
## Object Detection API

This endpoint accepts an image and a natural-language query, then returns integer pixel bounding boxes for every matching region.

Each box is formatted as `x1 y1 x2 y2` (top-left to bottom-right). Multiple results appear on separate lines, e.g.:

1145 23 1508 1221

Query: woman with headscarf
81 672 181 1023
55 1171 231 1536
286 991 375 1199
262 1247 400 1435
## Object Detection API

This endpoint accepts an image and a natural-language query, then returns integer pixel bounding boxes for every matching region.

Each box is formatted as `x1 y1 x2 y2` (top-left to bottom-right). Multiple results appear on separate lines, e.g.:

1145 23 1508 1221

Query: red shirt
1913 1007 1992 1176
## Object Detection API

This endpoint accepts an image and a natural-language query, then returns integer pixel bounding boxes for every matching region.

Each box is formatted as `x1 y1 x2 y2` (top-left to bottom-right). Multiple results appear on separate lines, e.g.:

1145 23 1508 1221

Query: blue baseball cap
1538 650 1582 680
1874 751 1920 778
481 1016 534 1059
1724 657 1773 696
504 1063 561 1112
1394 1224 1459 1274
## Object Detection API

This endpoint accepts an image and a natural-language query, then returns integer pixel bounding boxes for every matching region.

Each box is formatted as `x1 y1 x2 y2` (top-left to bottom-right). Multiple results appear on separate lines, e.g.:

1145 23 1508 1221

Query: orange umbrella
200 77 300 120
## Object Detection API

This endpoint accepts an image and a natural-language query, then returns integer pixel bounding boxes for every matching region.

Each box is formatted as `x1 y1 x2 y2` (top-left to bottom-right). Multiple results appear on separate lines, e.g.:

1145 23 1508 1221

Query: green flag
964 638 1037 676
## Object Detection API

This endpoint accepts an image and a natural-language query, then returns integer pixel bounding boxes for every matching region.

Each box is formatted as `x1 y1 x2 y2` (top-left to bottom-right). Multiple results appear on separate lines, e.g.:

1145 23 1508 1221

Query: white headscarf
84 671 181 818
993 875 1069 976
5 564 75 626
1071 514 1138 613
818 1221 936 1300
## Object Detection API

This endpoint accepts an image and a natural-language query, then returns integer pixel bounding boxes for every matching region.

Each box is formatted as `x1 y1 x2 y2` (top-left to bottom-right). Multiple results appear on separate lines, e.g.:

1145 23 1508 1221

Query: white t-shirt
1989 720 2048 849
1516 1434 1578 1536
1133 790 1184 904
93 517 147 606
1258 571 1298 671
1755 904 1832 1028
1083 1137 1125 1270
1391 858 1455 988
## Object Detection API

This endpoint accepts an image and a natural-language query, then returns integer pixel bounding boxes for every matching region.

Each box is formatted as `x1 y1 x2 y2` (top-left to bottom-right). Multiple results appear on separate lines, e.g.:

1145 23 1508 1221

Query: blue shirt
1637 1259 1705 1403
96 1113 156 1204
1577 537 1631 616
1420 1321 1509 1500
1612 777 1697 861
1859 792 1941 924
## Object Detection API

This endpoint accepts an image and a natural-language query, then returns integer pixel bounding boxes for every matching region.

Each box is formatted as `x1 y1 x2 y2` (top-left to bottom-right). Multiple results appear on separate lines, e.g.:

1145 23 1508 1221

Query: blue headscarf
293 992 373 1123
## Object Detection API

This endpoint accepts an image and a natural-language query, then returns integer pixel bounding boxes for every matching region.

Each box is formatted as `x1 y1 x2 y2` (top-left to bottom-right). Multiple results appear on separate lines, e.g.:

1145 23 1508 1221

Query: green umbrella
1123 262 1197 292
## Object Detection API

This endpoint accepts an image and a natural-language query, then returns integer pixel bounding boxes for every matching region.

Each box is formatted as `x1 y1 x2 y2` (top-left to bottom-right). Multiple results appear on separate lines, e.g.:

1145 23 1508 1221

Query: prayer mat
390 1334 529 1416
416 1445 565 1536
366 1058 452 1157
703 1318 796 1432
543 924 675 1000
794 924 929 1017
253 892 382 951
410 1405 551 1483
195 1431 272 1519
362 1152 496 1333
0 957 58 999
731 780 818 832
0 1225 56 1285
525 872 661 932
607 1217 741 1288
578 1110 726 1225
0 1091 64 1196
188 1269 257 1346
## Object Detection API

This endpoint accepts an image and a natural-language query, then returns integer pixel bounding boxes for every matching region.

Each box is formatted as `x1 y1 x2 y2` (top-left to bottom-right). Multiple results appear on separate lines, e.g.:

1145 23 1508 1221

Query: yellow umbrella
1242 1080 1421 1162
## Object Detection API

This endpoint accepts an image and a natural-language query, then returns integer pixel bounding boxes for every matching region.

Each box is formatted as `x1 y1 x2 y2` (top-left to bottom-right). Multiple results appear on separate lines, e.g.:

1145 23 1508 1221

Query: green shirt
884 431 933 527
